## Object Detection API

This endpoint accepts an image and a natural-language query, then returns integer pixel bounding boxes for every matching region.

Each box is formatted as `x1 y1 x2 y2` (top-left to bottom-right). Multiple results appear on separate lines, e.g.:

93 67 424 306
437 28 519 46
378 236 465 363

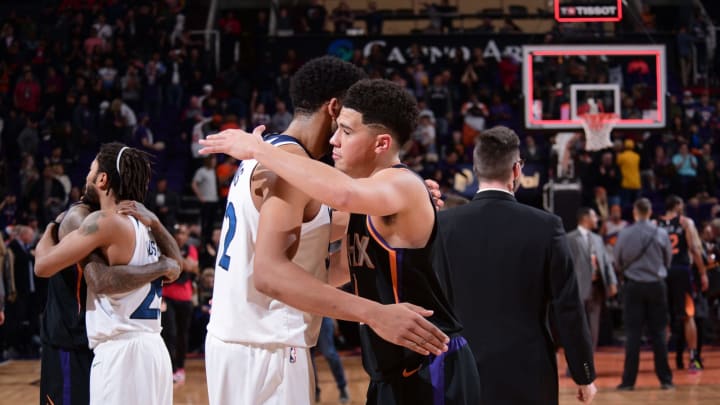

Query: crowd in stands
0 0 719 362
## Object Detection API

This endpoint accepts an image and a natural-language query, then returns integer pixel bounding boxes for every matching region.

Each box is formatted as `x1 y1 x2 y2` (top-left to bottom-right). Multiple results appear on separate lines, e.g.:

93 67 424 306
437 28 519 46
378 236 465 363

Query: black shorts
40 343 93 405
666 265 695 320
366 336 481 405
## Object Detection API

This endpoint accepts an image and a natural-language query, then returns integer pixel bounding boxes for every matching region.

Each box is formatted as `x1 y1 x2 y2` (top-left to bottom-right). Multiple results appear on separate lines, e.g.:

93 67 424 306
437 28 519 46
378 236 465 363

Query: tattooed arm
35 211 115 276
84 253 180 294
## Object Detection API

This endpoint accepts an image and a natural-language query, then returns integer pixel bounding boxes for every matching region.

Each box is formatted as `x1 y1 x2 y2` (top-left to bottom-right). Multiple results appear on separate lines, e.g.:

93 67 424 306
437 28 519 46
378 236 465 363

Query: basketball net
580 113 618 151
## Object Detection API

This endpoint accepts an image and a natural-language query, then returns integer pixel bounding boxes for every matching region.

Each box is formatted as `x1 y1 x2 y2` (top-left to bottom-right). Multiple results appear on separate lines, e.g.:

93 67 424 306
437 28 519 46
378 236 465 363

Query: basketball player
35 143 174 404
35 191 181 405
200 79 481 404
659 195 708 372
200 58 449 405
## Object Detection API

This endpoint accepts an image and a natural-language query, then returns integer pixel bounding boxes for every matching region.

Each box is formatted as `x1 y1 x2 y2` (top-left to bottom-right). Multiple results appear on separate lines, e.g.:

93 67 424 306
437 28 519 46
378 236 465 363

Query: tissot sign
554 1 622 22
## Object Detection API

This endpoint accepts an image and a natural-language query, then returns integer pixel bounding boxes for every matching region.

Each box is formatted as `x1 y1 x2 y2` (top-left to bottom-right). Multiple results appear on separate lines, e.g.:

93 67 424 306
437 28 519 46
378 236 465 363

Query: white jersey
207 135 331 348
86 215 162 348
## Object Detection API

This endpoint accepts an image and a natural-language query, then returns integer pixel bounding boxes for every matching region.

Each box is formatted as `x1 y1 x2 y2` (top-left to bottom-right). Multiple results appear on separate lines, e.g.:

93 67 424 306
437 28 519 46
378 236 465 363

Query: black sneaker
661 382 675 390
616 384 634 391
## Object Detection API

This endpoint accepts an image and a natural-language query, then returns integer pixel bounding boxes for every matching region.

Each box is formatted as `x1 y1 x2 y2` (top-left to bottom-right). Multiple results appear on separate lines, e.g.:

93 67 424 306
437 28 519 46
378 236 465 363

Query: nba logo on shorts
289 347 297 363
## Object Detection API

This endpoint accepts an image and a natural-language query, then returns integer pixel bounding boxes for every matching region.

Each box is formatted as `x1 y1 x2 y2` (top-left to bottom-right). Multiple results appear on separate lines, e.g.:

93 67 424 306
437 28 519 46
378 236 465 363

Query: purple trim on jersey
428 336 467 405
366 216 395 251
60 349 72 404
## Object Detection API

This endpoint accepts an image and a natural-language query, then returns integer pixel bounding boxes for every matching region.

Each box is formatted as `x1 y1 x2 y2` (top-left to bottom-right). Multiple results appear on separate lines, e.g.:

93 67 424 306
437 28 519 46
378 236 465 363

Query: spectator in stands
617 139 642 207
270 99 292 133
192 156 219 245
5 225 39 359
331 1 355 34
427 74 452 138
162 223 199 384
597 152 622 207
134 113 165 154
364 1 383 35
672 142 698 199
145 177 180 231
601 203 628 259
305 0 328 34
13 66 41 115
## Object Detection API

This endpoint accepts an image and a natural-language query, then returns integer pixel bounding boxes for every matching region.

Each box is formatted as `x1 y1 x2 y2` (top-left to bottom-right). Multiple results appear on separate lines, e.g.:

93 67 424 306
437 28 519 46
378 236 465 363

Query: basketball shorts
365 336 481 405
89 332 172 405
205 332 314 405
40 344 94 405
667 265 695 319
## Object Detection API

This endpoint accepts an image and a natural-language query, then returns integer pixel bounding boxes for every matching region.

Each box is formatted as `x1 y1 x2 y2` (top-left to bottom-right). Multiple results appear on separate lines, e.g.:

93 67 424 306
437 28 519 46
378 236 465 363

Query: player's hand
577 383 597 403
608 284 618 297
424 179 444 210
367 303 449 356
198 125 265 160
116 200 159 228
700 273 709 292
159 255 181 283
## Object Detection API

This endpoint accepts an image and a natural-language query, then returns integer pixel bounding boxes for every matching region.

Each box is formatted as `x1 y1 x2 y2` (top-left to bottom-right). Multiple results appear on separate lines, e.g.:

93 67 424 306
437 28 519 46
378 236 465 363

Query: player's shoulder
79 210 128 235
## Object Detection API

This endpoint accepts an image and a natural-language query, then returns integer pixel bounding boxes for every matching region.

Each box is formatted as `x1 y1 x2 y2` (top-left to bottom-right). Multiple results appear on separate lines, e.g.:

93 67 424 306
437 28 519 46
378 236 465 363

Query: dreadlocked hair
96 142 153 202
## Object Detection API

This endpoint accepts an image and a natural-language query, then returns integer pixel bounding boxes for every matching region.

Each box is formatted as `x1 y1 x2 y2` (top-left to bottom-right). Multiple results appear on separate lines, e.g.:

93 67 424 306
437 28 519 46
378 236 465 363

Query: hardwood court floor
2 348 720 404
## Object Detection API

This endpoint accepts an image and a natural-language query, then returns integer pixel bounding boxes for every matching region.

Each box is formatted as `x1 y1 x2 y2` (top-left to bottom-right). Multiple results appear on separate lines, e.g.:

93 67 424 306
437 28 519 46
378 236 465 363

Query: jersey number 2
218 202 237 270
130 279 163 319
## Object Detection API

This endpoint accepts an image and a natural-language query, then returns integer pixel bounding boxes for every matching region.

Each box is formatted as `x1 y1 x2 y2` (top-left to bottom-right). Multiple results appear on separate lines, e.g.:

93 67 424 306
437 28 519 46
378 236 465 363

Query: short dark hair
473 126 520 182
96 142 152 202
634 198 652 216
577 207 593 222
342 79 418 145
290 56 366 115
665 195 683 212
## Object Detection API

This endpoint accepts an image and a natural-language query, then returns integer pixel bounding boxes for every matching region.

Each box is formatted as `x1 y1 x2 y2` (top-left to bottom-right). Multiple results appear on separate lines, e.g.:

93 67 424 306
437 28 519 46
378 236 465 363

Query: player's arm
199 127 417 216
328 235 350 287
35 211 114 276
83 253 180 294
328 212 351 287
253 167 448 356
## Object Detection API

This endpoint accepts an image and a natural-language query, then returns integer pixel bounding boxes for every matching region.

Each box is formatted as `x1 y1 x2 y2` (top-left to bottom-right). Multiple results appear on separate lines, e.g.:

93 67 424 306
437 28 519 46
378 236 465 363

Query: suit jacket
434 190 595 404
8 239 35 296
566 228 618 301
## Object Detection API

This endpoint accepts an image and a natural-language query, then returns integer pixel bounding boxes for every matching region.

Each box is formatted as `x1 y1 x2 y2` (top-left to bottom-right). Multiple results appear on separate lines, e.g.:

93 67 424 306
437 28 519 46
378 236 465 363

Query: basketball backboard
554 0 623 22
522 44 666 130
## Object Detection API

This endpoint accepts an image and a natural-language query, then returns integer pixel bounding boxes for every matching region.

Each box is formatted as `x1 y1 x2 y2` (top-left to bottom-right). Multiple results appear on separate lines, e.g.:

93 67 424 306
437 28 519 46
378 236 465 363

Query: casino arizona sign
349 38 523 65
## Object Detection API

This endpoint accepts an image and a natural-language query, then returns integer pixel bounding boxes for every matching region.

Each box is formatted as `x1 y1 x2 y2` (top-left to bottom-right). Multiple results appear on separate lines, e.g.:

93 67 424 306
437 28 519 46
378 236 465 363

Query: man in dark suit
433 126 597 404
5 225 40 358
567 207 618 351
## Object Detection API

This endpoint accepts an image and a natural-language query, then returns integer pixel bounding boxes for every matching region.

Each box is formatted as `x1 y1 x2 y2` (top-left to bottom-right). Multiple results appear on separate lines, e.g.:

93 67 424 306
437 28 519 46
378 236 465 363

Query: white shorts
90 332 172 405
205 332 314 405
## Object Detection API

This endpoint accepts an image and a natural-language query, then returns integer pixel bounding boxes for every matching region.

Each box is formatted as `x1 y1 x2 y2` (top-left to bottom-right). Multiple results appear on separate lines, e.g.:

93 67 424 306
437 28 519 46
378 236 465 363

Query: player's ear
327 98 340 120
375 134 392 152
96 172 109 190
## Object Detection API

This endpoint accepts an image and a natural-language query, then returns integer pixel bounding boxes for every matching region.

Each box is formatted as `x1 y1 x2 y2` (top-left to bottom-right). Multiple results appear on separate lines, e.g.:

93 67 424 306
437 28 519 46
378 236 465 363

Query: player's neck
366 155 401 178
98 193 118 212
284 115 330 160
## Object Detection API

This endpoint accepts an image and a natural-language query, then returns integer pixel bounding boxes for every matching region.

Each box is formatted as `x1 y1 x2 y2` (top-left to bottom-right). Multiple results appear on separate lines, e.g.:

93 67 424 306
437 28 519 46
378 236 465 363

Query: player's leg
316 317 349 402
